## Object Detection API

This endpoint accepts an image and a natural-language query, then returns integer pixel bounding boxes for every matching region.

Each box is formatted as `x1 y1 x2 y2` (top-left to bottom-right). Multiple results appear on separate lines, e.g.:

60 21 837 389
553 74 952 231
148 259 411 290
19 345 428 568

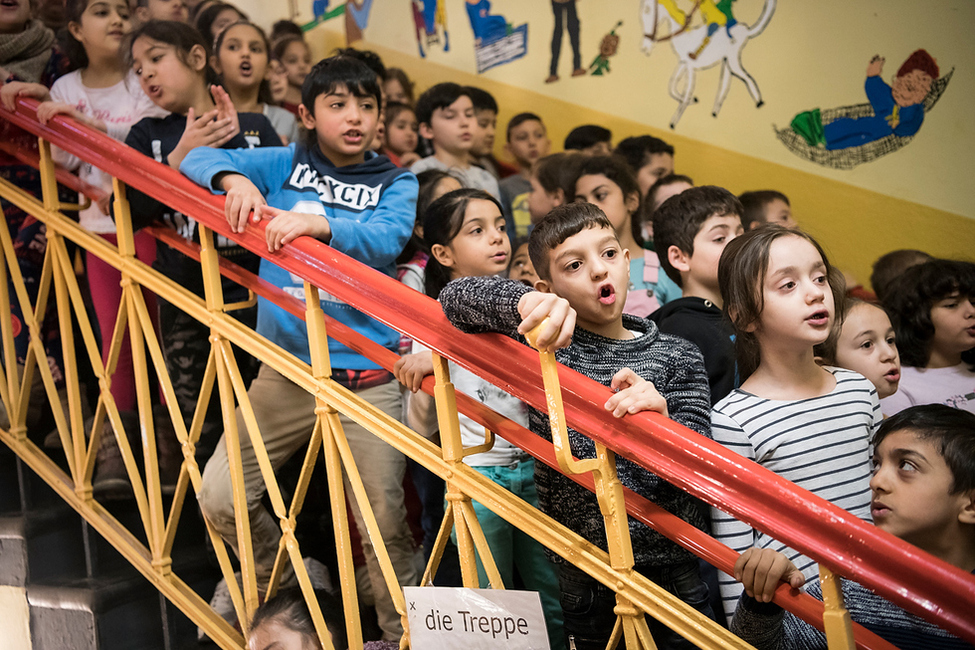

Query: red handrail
2 98 972 645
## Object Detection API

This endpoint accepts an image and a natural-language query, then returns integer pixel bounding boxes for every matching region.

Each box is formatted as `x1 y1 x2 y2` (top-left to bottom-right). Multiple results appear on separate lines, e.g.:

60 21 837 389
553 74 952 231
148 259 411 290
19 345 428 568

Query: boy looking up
731 404 975 649
500 112 551 239
411 82 501 200
440 202 714 650
564 124 612 155
180 56 419 642
651 186 743 404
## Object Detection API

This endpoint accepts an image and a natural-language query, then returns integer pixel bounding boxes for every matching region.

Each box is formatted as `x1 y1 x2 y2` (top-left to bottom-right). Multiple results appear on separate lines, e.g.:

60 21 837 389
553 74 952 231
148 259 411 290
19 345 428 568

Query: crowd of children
1 3 973 649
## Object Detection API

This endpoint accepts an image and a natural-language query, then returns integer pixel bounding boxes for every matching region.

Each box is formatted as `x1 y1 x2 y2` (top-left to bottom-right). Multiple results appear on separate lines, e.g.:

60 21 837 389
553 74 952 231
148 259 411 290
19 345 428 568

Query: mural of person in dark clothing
547 0 585 83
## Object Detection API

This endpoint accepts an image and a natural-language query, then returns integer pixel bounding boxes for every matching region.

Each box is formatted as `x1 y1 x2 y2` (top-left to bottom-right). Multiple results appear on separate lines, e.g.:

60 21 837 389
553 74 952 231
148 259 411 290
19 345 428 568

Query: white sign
405 586 549 649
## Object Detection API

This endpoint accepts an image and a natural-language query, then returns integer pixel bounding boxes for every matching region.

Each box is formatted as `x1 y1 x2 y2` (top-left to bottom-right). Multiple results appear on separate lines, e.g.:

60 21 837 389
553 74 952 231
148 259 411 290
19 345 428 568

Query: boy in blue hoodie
180 56 419 642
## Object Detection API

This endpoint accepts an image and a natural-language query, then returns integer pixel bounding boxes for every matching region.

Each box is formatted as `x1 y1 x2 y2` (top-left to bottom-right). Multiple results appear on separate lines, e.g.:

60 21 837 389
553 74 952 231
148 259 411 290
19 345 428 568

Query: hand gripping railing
1 97 973 649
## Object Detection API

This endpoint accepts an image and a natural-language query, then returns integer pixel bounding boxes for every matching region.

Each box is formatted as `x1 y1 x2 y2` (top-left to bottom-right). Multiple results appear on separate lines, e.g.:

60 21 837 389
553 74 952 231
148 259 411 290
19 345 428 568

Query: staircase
0 442 219 649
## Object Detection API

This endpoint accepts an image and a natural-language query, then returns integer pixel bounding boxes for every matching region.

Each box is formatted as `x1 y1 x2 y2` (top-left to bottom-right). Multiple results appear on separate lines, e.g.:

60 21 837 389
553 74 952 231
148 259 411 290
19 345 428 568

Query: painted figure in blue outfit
791 49 939 150
465 0 508 44
312 0 328 21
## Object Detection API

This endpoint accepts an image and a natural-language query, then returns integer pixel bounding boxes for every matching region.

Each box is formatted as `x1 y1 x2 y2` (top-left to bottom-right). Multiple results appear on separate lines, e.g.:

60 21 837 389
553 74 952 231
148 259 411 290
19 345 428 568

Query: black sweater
650 297 737 405
440 276 712 567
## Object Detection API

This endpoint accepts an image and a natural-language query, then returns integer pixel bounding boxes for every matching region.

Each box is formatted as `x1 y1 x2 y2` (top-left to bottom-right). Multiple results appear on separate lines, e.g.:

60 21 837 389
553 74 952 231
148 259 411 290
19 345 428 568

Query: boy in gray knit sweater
440 202 714 650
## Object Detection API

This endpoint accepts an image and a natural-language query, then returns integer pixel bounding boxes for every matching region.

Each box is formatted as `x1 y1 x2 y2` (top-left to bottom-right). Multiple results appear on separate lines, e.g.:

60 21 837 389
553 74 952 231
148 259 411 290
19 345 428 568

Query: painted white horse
640 0 776 128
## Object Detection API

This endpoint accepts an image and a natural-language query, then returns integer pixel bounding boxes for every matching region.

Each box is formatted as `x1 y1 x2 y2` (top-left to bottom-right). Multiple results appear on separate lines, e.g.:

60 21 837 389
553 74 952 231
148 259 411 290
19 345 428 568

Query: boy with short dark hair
441 201 714 650
505 113 551 175
563 124 612 155
731 404 975 649
614 135 676 198
463 85 516 180
871 248 932 305
180 55 419 642
651 186 743 404
738 190 797 230
411 82 501 199
500 112 551 239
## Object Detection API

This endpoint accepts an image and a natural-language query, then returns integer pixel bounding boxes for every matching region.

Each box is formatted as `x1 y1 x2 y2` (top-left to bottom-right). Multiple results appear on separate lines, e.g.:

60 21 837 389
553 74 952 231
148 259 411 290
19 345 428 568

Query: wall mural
547 0 584 83
344 0 375 43
777 50 954 169
639 0 776 128
465 0 529 73
411 0 449 57
589 20 623 76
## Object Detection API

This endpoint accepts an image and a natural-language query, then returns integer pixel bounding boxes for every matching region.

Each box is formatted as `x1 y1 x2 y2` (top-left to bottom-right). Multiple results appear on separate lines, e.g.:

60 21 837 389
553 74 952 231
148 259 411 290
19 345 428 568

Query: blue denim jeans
559 559 713 650
469 459 564 647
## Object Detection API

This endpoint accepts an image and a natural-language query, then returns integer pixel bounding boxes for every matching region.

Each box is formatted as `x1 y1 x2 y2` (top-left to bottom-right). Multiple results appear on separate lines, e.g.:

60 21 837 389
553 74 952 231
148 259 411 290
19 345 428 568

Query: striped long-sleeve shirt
710 368 880 621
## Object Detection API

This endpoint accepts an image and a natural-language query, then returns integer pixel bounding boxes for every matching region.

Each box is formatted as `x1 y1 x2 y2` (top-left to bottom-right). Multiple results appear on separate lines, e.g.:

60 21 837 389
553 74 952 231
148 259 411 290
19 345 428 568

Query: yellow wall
235 0 975 286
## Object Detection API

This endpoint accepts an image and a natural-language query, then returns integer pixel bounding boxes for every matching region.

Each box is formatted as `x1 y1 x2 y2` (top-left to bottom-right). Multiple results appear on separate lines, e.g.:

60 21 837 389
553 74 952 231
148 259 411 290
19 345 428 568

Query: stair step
0 516 28 587
3 507 89 584
28 576 167 650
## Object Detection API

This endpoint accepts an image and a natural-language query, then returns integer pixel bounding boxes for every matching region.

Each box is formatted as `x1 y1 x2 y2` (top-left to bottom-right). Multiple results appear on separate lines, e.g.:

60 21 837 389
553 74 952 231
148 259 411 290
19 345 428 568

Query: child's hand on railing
734 547 805 603
517 291 575 351
36 101 107 132
0 81 50 111
604 368 668 418
219 173 267 233
261 206 331 251
393 351 434 393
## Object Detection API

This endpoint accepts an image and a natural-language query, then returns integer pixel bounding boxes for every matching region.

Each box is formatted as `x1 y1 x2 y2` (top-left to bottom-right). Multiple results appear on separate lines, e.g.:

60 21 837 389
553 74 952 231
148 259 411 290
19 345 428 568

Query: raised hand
867 55 885 77
210 85 240 143
168 106 237 169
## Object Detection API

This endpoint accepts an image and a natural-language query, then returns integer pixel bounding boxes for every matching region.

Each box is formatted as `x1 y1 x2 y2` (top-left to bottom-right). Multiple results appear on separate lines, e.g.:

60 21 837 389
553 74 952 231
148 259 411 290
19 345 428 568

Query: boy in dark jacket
651 186 743 405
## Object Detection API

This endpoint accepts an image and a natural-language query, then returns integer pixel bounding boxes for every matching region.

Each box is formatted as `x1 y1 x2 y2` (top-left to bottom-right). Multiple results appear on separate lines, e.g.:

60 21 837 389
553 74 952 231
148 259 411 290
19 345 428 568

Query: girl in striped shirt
709 226 880 622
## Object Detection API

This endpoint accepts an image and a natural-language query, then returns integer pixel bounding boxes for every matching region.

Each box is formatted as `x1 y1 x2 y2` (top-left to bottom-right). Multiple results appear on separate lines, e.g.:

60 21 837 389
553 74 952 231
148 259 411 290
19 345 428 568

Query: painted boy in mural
465 0 509 44
547 0 585 83
791 49 939 150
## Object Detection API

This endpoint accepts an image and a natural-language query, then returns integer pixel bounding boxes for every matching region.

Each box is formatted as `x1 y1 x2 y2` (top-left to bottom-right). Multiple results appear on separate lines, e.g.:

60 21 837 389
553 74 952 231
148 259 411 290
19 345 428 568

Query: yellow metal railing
0 124 745 650
2 99 973 650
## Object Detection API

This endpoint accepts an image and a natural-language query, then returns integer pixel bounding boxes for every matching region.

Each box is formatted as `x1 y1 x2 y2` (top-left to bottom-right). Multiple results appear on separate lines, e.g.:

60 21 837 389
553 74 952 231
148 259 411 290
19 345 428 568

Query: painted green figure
589 21 622 76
